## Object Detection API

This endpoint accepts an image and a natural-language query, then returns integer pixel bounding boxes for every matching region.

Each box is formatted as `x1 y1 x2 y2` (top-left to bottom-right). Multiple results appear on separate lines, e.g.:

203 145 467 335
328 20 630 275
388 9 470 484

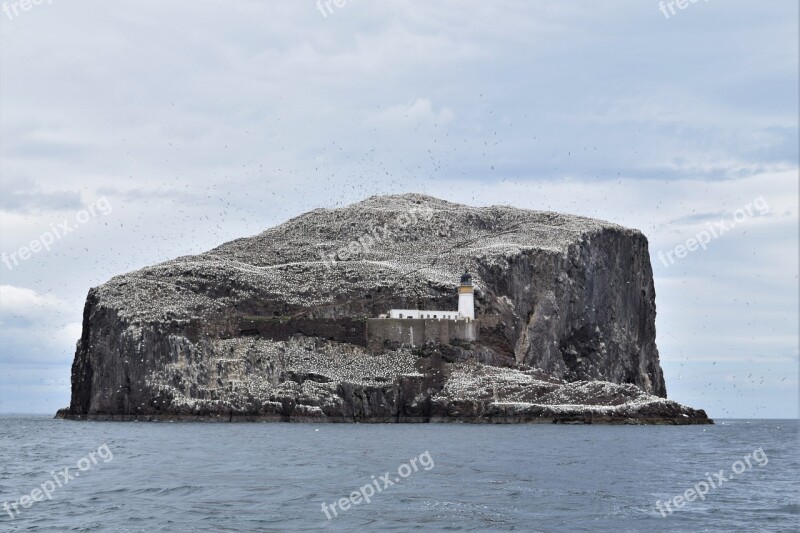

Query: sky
0 0 797 418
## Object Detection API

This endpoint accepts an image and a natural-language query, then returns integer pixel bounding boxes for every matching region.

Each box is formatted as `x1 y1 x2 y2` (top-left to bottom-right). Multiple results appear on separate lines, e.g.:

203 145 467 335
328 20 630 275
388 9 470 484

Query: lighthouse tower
458 270 475 320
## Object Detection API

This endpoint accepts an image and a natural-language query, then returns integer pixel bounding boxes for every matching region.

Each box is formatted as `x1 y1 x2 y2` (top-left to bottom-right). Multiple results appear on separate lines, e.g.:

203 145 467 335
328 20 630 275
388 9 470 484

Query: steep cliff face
62 193 705 423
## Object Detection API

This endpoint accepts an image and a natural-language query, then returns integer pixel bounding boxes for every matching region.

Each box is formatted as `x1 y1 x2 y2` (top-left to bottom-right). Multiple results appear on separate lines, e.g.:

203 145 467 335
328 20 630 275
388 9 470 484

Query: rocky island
57 193 711 424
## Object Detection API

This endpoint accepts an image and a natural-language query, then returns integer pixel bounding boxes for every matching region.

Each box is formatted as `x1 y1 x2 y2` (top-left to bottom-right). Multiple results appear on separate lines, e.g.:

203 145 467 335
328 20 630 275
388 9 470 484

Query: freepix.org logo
321 451 434 520
658 0 711 20
655 447 768 517
317 204 433 269
3 444 113 520
2 0 53 21
316 0 352 18
657 196 769 268
1 197 112 271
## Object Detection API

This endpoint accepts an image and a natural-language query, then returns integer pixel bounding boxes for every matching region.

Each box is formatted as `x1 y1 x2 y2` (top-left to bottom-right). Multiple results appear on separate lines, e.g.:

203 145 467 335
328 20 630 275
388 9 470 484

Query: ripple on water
0 417 797 532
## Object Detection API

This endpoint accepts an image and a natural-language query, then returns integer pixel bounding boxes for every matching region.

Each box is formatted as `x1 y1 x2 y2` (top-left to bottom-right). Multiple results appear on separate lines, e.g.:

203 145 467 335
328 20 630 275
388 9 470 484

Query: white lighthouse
383 271 476 321
458 270 475 320
370 270 480 349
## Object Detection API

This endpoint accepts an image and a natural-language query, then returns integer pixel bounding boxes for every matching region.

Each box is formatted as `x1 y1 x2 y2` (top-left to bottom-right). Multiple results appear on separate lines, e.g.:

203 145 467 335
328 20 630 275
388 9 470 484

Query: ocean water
0 417 797 532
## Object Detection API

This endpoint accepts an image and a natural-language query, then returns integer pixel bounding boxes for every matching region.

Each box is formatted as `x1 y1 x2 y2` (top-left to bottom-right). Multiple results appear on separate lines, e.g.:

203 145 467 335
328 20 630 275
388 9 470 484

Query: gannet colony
57 193 711 424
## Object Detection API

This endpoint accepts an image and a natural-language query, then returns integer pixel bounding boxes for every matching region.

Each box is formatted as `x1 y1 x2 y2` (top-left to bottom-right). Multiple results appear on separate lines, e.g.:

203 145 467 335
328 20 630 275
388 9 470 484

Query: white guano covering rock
64 193 706 422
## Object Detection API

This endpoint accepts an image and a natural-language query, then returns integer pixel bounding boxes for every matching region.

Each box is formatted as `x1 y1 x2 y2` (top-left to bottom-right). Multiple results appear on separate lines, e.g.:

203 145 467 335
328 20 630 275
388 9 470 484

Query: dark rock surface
60 194 710 424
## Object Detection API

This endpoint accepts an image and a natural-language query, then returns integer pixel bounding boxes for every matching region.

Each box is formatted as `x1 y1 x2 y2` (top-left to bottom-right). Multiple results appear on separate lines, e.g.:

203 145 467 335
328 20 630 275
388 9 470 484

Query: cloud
0 285 72 318
0 178 83 214
0 286 81 364
367 98 454 128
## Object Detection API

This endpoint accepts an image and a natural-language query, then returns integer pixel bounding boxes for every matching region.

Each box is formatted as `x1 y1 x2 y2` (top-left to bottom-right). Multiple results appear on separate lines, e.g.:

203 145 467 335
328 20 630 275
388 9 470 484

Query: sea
0 416 797 532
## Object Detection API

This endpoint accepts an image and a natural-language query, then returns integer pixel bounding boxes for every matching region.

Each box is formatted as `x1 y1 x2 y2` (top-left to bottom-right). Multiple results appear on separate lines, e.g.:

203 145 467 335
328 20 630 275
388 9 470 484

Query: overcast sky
0 1 797 418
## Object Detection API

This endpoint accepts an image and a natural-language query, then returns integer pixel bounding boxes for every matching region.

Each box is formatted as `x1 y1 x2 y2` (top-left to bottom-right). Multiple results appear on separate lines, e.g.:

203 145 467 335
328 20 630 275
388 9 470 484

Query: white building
388 309 461 320
385 271 475 321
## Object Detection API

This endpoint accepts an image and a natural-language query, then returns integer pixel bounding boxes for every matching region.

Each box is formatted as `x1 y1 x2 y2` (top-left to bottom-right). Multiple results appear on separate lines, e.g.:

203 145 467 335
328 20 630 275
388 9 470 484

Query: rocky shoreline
56 412 712 425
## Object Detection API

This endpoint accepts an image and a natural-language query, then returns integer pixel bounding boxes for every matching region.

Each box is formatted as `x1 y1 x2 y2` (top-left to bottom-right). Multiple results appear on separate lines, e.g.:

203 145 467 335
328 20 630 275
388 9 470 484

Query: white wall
388 309 461 320
458 292 475 320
